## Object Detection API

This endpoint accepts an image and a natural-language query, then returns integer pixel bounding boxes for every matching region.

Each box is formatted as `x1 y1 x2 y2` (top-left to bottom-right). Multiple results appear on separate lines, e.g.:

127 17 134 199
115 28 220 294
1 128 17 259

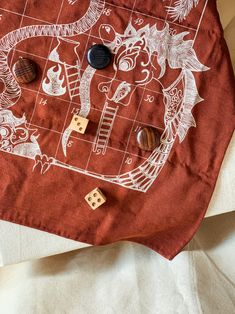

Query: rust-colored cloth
0 0 234 259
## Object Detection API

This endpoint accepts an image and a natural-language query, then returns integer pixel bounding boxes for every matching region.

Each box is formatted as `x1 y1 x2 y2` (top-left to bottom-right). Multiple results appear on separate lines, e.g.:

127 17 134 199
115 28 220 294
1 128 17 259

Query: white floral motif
166 0 200 22
0 110 41 158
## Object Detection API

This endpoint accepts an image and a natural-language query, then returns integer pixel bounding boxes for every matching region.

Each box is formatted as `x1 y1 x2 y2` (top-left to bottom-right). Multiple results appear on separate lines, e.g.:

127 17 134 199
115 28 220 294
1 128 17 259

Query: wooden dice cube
85 188 106 210
69 115 89 134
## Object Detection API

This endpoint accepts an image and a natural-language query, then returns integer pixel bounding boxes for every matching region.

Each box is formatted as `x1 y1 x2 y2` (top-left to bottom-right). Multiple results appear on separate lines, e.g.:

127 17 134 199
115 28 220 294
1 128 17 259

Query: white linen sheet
0 211 234 314
0 0 234 267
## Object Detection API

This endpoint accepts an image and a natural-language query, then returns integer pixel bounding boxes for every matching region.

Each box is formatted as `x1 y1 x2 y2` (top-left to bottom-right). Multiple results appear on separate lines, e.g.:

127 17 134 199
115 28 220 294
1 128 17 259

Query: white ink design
109 81 132 104
33 154 54 174
62 128 73 157
61 65 96 156
67 0 78 5
93 102 118 155
0 0 105 109
79 66 96 117
166 0 200 22
0 1 210 193
65 62 81 100
0 109 41 158
47 37 81 100
42 64 66 96
57 20 209 193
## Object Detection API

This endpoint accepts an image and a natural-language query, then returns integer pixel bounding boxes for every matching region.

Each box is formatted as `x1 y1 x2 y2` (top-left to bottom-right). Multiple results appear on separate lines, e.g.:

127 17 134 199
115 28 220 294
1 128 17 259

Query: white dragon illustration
0 0 209 192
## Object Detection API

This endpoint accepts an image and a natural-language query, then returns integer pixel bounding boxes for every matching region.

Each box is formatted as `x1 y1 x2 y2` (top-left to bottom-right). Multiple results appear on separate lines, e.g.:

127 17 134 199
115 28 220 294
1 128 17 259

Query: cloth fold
0 211 234 314
0 0 234 260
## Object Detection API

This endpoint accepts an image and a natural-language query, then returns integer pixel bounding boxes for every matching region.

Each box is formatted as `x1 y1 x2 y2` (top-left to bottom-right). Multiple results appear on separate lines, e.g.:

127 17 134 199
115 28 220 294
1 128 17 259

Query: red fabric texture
0 0 234 259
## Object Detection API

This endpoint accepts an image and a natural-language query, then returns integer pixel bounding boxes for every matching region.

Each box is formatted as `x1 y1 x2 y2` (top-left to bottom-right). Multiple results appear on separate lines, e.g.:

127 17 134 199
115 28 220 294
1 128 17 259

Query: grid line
17 48 164 95
0 2 199 32
117 0 167 175
83 0 139 172
192 0 209 45
27 0 65 153
0 0 209 176
29 122 148 161
53 5 102 160
8 0 29 69
0 7 54 25
105 1 198 31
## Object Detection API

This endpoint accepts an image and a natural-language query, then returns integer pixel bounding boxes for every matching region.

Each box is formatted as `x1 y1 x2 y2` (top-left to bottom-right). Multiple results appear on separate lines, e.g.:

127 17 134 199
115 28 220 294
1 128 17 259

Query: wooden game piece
137 127 160 152
12 58 37 84
85 188 106 210
69 114 89 134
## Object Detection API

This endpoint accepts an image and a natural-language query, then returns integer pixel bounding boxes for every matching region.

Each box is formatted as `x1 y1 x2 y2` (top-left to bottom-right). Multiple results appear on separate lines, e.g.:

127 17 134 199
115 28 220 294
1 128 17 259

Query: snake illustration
0 0 207 192
0 0 105 109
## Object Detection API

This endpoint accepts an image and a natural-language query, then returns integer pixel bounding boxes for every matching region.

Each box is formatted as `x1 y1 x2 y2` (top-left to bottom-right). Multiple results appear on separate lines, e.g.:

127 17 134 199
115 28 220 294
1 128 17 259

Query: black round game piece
87 44 112 70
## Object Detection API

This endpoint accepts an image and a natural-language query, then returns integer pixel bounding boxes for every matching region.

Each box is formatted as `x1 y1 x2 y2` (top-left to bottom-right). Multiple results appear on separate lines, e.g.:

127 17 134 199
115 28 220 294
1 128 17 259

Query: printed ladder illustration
0 0 210 192
64 61 81 99
93 102 118 155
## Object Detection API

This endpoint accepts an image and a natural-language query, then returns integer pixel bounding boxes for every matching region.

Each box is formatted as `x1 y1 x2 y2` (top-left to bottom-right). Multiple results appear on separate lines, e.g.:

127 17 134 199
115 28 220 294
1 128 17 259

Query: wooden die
69 114 89 134
85 188 106 210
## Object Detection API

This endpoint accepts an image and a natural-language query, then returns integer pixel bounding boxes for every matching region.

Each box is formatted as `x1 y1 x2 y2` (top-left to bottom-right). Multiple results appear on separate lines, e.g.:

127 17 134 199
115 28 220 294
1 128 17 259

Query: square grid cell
0 0 27 16
25 0 64 24
0 9 22 39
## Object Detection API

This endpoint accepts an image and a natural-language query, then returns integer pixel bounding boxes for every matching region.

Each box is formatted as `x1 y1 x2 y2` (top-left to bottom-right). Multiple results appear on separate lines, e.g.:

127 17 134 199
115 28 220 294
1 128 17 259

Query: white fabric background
0 212 234 314
0 0 234 266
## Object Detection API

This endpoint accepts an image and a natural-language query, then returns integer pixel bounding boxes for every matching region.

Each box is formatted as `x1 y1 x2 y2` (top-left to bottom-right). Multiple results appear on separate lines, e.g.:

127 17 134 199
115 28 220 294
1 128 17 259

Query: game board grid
28 122 148 162
105 0 199 31
5 2 185 166
21 86 164 131
0 1 199 32
11 0 151 174
53 23 93 160
116 0 172 175
8 0 29 69
11 3 171 136
0 0 209 177
83 0 139 172
27 0 64 124
0 6 55 26
0 5 198 60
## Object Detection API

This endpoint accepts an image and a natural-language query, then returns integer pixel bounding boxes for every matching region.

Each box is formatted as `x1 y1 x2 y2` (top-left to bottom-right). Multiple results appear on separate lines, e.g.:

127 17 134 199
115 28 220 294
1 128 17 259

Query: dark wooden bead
13 58 37 84
137 127 160 152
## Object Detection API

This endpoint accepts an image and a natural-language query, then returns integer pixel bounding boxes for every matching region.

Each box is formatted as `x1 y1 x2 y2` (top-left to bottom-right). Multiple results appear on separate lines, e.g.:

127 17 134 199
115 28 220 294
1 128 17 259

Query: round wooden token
12 58 37 84
137 127 160 152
